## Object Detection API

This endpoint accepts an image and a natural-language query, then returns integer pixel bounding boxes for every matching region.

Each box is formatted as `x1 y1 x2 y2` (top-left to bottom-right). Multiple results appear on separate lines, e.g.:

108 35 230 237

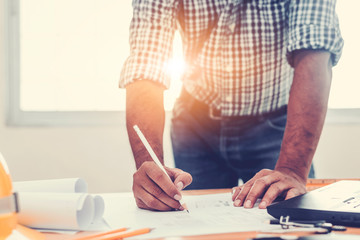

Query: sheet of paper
102 192 279 239
13 178 109 232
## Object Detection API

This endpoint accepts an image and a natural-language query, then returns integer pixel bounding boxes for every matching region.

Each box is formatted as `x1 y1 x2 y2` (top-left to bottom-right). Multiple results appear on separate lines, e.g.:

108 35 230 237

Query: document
102 192 278 239
13 178 108 232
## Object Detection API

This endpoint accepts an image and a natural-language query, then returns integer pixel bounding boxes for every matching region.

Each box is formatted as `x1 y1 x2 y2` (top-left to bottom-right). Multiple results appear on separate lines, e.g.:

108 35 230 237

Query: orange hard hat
0 153 44 240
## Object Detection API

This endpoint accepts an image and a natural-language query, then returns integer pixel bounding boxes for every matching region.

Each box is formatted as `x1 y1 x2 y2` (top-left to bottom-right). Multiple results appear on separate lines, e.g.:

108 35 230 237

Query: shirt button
225 65 233 72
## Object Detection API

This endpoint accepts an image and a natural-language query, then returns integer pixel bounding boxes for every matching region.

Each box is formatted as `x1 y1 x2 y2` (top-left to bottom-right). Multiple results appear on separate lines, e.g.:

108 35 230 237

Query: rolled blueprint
13 178 105 231
13 178 88 193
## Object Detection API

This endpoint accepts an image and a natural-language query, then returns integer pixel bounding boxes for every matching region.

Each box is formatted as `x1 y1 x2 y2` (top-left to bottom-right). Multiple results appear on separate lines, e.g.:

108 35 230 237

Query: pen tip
186 209 189 213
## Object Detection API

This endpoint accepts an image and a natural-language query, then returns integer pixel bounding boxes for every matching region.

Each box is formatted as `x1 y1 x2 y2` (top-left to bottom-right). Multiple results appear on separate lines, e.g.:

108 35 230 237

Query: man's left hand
231 168 307 209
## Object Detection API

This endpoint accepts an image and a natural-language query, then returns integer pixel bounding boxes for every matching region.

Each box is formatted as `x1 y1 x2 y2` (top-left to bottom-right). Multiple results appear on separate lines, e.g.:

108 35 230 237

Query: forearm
275 50 332 181
126 80 166 169
233 50 334 208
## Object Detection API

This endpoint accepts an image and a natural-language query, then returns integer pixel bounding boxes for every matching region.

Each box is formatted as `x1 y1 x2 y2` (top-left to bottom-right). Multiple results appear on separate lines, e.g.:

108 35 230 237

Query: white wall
0 0 129 193
1 0 359 194
314 124 360 178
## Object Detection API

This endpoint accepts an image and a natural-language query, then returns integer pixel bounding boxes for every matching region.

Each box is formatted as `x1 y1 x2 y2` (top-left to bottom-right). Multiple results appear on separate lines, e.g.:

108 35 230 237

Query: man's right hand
132 161 192 211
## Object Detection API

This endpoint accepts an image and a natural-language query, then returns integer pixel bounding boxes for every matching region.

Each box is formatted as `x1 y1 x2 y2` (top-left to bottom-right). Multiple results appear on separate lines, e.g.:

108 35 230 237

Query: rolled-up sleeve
119 0 178 89
287 0 344 67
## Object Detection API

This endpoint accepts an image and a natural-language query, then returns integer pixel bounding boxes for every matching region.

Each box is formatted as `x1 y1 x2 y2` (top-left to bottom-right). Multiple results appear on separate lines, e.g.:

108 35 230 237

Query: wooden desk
45 179 360 240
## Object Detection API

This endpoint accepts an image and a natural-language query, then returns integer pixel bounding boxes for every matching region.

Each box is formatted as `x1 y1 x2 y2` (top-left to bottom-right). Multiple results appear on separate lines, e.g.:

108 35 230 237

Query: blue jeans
170 90 315 190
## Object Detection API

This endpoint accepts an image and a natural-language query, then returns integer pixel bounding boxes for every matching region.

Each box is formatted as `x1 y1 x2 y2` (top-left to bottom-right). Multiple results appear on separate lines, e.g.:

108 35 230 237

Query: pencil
133 125 189 212
97 228 152 240
72 227 127 240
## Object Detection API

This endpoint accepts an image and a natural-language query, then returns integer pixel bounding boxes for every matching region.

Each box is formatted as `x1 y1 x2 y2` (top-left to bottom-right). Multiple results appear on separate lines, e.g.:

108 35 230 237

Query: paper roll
13 178 87 193
13 178 105 231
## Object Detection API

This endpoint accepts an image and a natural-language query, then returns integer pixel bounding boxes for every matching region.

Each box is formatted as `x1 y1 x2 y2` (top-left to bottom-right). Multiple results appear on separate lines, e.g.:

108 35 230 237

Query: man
120 0 343 211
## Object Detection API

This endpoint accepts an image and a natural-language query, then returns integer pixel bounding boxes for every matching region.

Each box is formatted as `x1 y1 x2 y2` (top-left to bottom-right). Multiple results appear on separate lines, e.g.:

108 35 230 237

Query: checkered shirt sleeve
119 0 178 89
287 0 344 67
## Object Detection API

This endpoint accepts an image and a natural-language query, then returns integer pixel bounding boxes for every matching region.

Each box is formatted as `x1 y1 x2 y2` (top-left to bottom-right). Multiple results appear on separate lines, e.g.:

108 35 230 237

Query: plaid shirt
120 0 343 116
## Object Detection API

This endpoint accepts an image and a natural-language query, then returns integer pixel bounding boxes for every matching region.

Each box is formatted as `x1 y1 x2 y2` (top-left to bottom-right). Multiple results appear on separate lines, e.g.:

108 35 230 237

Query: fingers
142 173 181 209
135 194 172 211
133 161 183 211
146 164 182 201
135 197 148 209
133 179 178 211
285 188 304 200
258 182 289 209
232 169 272 207
232 169 306 209
231 186 242 201
235 175 275 208
167 167 193 191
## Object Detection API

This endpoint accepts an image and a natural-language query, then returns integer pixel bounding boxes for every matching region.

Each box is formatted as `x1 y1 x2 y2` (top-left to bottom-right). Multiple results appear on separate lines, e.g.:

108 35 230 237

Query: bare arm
126 80 192 211
126 80 166 168
233 50 332 208
276 50 332 184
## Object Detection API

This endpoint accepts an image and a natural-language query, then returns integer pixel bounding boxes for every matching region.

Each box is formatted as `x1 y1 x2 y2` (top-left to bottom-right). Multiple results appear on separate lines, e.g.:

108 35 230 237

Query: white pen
133 125 189 212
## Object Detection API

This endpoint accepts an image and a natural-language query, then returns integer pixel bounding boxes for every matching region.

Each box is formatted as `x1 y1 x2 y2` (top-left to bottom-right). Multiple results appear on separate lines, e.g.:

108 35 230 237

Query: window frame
5 0 360 127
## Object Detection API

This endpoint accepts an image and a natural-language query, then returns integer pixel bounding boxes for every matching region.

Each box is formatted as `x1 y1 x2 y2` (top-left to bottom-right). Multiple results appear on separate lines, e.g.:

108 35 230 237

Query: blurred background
1 0 359 193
